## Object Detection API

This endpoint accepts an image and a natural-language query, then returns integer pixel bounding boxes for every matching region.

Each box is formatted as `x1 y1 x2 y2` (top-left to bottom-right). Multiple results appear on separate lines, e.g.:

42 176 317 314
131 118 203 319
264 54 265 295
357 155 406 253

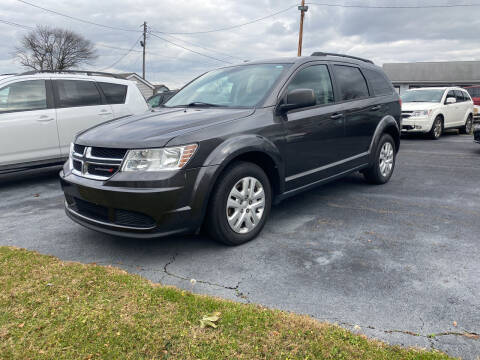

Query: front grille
74 144 86 154
74 198 109 222
402 111 413 119
115 209 156 228
71 198 155 229
71 144 126 180
86 163 119 177
73 160 82 172
91 147 127 159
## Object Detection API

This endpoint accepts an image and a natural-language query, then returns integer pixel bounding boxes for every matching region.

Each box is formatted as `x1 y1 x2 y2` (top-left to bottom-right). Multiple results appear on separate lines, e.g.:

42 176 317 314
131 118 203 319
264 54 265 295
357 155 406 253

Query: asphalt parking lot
1 133 479 359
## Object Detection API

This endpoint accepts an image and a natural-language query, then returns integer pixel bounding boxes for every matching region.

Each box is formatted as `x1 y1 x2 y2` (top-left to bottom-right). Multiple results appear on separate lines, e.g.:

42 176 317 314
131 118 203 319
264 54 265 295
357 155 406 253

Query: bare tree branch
15 25 97 71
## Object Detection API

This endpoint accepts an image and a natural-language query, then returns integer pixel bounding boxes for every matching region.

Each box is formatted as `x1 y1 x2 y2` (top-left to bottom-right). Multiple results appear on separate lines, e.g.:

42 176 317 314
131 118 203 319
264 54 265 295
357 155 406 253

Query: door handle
37 115 54 122
98 111 112 115
330 113 343 120
371 105 381 111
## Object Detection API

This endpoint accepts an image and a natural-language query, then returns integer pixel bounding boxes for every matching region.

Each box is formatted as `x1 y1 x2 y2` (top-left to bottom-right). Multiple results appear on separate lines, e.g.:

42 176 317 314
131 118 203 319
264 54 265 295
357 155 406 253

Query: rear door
97 81 131 117
331 64 375 157
0 79 60 166
54 79 114 156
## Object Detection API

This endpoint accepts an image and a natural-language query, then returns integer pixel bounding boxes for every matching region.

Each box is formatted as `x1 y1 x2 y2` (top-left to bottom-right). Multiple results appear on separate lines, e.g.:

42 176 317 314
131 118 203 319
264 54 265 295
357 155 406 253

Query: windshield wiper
183 102 221 107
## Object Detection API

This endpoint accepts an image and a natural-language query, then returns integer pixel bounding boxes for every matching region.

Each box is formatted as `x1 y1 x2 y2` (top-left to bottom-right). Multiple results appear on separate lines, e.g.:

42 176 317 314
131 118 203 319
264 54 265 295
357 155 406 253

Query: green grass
0 246 453 359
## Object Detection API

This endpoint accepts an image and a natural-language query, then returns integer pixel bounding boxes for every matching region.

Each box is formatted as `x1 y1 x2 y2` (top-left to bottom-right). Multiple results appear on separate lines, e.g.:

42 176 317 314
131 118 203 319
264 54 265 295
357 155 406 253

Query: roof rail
19 70 124 79
311 52 374 64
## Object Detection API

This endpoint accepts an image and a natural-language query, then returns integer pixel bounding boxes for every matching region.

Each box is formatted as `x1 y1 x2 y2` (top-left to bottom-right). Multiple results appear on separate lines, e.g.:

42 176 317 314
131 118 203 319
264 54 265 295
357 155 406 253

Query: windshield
165 63 291 108
401 89 445 103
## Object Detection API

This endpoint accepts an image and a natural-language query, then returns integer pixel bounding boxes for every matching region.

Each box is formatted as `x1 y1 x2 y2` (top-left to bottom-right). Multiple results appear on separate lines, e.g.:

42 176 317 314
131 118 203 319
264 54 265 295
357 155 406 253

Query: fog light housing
415 125 422 129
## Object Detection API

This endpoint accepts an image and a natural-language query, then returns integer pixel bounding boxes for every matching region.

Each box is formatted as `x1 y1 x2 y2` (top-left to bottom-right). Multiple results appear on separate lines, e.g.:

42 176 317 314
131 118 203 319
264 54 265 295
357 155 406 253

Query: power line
307 1 480 9
150 5 298 35
98 34 142 71
0 19 34 30
16 0 141 33
149 32 233 64
149 26 244 61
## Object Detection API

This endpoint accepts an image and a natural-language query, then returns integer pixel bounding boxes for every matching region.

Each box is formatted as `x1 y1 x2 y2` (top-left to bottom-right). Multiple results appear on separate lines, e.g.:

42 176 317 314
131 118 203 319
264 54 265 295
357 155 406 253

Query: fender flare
189 135 284 230
368 115 400 163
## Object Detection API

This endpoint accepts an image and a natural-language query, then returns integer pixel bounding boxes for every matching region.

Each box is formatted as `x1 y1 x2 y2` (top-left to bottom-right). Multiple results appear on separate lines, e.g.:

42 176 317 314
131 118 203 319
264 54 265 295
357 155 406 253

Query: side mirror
279 89 316 113
446 97 456 104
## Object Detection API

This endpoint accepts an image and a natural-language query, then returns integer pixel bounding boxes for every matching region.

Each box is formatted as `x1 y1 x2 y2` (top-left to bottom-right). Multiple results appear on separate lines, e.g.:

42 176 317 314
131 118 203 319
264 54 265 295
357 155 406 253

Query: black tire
363 133 396 185
460 115 473 134
428 116 443 140
206 161 272 246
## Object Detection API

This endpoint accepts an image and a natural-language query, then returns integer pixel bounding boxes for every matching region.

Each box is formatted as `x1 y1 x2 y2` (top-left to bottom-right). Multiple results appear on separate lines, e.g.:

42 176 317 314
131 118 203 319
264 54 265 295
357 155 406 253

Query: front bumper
401 116 433 133
60 165 219 238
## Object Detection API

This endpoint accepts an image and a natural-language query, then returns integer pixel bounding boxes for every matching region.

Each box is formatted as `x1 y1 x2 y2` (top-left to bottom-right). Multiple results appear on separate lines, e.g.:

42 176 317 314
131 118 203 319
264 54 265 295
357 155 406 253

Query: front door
282 64 346 190
0 79 60 166
53 79 114 156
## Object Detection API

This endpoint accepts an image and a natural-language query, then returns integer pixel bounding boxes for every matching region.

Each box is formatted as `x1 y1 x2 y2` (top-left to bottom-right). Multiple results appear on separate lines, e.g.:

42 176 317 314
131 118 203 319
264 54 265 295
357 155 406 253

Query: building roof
383 61 480 84
117 72 155 89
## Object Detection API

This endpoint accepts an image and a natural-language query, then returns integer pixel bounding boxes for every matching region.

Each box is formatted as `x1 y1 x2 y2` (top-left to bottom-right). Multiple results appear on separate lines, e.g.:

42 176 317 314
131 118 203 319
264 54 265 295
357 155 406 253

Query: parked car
465 85 480 106
61 52 401 245
474 123 480 144
401 87 474 139
147 91 178 108
0 71 148 174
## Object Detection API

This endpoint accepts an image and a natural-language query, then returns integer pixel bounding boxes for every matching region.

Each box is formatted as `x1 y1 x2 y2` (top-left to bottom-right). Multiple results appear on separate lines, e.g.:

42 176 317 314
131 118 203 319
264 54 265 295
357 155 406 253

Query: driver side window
287 65 334 106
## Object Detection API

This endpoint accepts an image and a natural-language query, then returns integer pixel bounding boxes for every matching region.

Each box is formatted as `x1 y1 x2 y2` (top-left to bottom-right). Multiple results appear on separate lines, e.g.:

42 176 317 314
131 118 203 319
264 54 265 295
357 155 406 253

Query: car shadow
0 166 62 187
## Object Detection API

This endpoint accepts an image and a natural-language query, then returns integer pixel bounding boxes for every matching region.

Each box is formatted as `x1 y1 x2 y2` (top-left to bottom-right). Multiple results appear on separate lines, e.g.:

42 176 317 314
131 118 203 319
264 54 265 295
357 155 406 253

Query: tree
16 26 97 71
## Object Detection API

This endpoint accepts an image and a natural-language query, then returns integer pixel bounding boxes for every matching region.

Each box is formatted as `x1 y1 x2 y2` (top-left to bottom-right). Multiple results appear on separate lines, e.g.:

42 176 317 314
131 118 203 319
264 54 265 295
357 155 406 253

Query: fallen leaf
18 323 25 328
200 312 221 328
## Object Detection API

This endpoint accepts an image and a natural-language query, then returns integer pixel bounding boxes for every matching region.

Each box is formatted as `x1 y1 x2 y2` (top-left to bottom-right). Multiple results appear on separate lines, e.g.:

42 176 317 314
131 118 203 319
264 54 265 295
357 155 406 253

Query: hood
76 107 254 148
402 102 441 111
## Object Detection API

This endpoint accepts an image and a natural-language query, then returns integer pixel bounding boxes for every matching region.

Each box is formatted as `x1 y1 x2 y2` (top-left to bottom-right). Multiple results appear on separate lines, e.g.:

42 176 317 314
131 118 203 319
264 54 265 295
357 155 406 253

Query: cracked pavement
1 133 479 359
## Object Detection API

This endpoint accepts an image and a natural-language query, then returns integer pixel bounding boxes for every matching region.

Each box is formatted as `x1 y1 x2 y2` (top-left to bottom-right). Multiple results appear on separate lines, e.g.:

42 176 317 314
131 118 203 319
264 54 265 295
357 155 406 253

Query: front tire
428 116 443 140
460 115 473 134
363 133 396 185
206 161 272 246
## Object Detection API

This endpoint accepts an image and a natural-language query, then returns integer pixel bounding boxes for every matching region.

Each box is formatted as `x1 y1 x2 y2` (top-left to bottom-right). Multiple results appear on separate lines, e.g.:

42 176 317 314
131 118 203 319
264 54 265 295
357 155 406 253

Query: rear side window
0 80 47 113
363 68 394 96
462 91 472 101
98 82 127 104
287 65 334 105
333 65 369 101
56 80 102 108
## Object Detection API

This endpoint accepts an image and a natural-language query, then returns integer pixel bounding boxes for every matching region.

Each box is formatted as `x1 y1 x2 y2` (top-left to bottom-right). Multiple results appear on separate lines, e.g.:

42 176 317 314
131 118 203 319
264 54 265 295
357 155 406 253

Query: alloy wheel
226 177 265 234
434 119 442 138
379 142 394 178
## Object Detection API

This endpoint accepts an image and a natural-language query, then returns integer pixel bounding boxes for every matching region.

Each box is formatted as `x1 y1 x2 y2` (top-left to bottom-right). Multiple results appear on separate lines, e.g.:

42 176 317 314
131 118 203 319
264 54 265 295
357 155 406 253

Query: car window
454 90 465 102
56 80 102 108
98 82 127 104
446 90 456 103
0 80 47 113
333 65 369 101
462 91 471 101
148 94 162 108
363 68 394 96
286 65 334 105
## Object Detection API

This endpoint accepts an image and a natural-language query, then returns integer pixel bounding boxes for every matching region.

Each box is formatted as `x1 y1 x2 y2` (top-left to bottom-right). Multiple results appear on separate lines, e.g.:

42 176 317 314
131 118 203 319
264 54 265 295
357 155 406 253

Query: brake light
399 98 402 108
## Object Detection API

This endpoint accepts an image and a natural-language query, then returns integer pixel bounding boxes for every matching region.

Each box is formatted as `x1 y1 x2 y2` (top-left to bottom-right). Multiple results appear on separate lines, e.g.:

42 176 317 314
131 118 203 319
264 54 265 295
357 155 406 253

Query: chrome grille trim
71 145 126 180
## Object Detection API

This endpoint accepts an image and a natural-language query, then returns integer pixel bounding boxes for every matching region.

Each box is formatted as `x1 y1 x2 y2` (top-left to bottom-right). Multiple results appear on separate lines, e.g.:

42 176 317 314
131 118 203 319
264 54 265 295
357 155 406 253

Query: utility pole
141 21 147 79
297 0 308 57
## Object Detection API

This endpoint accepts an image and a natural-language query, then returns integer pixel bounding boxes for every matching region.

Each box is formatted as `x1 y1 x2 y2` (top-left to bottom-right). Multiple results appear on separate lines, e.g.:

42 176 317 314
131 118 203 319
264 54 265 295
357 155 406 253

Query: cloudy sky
2 0 480 88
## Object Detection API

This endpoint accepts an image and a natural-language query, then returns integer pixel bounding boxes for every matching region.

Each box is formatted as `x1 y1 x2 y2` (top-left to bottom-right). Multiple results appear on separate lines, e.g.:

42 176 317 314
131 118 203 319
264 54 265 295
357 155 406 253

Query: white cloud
1 0 480 88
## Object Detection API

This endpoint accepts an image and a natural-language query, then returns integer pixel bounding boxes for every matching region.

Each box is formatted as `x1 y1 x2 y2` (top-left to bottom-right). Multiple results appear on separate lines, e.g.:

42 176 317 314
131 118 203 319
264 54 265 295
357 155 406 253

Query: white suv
0 71 148 174
401 87 474 139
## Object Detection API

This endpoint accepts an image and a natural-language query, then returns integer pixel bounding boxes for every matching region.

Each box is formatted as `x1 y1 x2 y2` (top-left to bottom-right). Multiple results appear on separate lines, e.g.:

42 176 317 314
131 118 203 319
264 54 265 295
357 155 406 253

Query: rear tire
428 116 443 140
206 161 271 246
460 115 473 134
363 134 396 185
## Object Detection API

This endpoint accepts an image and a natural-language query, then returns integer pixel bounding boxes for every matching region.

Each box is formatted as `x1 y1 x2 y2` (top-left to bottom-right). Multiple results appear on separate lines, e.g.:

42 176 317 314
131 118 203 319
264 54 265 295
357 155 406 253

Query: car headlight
412 110 432 117
121 144 198 172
